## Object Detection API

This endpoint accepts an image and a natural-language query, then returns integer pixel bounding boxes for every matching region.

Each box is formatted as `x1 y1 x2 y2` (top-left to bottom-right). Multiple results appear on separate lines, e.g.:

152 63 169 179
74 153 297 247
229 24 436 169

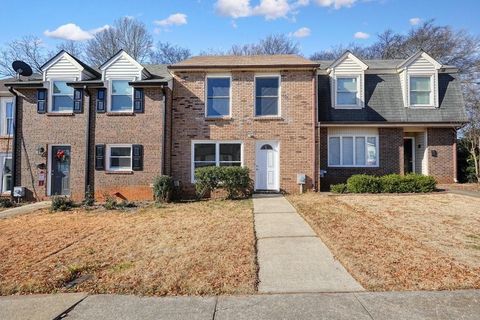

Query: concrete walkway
0 201 51 219
253 194 364 293
1 291 479 320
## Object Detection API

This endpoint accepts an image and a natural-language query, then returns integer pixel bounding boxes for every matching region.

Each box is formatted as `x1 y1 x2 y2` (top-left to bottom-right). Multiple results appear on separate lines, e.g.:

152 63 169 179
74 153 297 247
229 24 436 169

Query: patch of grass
288 192 480 291
0 199 256 296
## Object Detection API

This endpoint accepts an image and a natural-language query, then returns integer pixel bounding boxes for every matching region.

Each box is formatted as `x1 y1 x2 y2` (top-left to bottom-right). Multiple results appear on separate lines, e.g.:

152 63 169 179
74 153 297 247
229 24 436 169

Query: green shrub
103 194 117 210
194 166 252 199
194 166 223 199
0 197 14 208
330 183 348 194
220 166 252 199
347 174 382 193
153 175 174 203
51 196 74 211
380 174 404 193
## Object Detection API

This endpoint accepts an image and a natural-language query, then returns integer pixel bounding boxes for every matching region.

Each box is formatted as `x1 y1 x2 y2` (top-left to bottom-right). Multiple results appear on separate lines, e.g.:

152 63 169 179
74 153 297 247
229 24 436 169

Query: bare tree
150 42 191 64
229 34 300 55
310 43 369 61
54 41 85 60
85 17 153 66
0 35 47 77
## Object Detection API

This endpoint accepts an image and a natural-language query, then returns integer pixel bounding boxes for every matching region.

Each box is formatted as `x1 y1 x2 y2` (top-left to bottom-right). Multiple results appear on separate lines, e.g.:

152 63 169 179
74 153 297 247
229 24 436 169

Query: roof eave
168 64 320 70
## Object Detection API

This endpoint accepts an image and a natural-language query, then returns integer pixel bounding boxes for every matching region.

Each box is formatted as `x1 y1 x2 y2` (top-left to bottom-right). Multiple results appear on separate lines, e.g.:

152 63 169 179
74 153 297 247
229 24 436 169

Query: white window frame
49 79 75 113
106 144 133 172
408 74 434 108
191 141 244 182
254 74 281 117
205 74 232 118
334 75 361 109
0 97 14 137
0 154 12 193
108 79 135 112
328 135 379 167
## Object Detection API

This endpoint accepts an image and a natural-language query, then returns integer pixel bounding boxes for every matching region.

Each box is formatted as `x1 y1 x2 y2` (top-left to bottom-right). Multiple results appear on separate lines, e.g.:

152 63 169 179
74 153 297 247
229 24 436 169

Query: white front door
255 141 279 191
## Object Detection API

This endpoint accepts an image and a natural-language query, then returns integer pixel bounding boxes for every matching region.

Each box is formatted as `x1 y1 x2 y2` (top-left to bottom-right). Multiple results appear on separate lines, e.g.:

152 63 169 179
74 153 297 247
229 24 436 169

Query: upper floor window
255 76 280 116
206 76 230 117
0 98 14 136
110 80 133 112
409 76 432 106
335 76 360 108
52 81 74 112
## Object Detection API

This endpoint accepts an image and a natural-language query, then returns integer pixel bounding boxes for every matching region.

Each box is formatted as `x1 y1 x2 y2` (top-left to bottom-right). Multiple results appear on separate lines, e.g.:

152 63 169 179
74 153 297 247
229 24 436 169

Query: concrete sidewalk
0 201 51 219
253 194 363 293
1 291 479 320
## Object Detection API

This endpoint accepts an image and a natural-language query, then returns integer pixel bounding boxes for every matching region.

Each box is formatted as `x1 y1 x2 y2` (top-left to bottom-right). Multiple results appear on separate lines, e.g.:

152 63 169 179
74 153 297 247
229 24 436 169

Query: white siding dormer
398 51 442 109
42 50 96 82
328 52 368 109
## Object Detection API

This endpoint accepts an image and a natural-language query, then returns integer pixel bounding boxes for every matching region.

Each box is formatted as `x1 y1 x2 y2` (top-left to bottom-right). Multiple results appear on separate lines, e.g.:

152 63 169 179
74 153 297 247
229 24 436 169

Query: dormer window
409 75 433 107
51 81 74 112
336 76 360 107
110 80 133 112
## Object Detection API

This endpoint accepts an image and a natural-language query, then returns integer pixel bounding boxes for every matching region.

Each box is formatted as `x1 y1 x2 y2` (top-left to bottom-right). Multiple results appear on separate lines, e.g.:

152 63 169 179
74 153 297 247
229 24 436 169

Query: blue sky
0 0 479 57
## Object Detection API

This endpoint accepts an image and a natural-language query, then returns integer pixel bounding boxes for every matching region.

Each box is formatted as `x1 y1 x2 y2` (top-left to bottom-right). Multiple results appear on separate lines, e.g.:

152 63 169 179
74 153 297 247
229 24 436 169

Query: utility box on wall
297 173 306 185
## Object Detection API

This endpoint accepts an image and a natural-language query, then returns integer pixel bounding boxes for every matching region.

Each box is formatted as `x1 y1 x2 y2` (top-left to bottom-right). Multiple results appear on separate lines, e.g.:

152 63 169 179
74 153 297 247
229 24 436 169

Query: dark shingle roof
318 73 468 123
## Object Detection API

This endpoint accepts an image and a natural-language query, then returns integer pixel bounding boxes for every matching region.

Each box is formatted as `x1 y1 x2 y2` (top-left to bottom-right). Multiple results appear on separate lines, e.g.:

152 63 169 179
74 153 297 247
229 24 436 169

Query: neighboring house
3 49 467 200
0 79 14 195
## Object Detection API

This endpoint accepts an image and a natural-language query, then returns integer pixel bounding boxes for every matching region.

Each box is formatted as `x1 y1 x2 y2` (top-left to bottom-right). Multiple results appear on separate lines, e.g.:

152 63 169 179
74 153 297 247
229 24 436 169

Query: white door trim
255 140 280 191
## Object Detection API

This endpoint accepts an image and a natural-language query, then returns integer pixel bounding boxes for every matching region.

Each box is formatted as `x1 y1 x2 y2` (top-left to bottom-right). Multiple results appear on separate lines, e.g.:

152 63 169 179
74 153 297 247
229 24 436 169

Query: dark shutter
73 88 83 113
95 144 105 170
132 144 143 171
96 89 106 113
37 89 47 113
133 88 144 113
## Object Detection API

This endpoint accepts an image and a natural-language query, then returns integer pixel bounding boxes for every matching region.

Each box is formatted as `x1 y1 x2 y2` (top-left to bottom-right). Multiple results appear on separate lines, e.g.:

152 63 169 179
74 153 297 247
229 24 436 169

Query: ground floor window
107 145 132 171
328 135 378 167
192 141 242 181
0 154 12 193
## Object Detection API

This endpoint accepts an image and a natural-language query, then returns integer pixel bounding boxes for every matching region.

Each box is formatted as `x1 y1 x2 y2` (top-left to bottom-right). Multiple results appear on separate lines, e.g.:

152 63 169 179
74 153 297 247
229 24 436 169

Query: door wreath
55 149 68 162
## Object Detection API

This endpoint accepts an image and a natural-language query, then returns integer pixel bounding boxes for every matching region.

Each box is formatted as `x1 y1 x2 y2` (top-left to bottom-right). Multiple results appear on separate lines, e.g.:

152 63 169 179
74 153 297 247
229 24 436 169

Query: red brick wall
171 70 316 195
427 128 456 183
318 127 404 190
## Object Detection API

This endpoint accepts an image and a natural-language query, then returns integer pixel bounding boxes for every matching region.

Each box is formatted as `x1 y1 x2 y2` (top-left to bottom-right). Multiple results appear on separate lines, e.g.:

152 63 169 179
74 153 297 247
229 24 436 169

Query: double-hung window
192 142 242 181
336 77 359 107
111 80 133 112
0 154 12 193
206 76 230 117
409 76 432 106
329 136 378 167
52 81 74 112
107 145 132 171
255 76 280 116
0 98 14 136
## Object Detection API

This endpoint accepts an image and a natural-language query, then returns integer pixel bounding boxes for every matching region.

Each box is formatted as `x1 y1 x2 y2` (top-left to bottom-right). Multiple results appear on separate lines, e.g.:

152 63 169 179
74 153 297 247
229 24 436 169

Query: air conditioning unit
13 186 25 198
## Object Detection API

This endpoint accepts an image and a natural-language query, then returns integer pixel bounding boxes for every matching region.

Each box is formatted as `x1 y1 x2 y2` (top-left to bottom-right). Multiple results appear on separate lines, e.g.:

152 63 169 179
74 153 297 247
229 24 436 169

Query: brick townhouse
3 49 467 201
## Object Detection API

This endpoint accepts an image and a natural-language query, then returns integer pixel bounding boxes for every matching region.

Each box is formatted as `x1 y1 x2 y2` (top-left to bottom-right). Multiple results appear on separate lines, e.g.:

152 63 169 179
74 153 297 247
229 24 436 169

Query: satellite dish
12 60 33 78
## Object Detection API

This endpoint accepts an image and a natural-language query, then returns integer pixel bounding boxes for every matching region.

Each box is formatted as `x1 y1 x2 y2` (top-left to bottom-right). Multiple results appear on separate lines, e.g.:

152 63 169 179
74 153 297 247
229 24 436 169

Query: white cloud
292 27 311 38
354 31 370 39
44 23 110 41
409 17 421 25
316 0 356 9
215 0 309 20
154 13 188 27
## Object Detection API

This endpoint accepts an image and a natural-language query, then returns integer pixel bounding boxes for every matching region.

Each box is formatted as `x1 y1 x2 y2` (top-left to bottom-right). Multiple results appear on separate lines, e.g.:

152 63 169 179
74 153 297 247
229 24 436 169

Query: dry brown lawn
0 200 257 296
288 192 480 291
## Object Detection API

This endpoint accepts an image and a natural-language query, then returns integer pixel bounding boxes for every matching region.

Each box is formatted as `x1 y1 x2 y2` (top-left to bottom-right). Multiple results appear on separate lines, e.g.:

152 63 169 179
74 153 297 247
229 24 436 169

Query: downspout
312 69 318 191
84 85 91 194
162 85 167 176
8 87 18 197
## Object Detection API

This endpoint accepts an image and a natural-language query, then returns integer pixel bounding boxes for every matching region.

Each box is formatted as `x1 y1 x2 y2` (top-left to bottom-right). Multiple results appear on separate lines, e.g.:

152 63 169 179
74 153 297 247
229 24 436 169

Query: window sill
407 105 436 109
205 116 232 121
328 165 379 168
106 112 135 116
253 116 283 121
333 106 363 110
105 170 134 174
0 136 13 139
46 112 75 116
